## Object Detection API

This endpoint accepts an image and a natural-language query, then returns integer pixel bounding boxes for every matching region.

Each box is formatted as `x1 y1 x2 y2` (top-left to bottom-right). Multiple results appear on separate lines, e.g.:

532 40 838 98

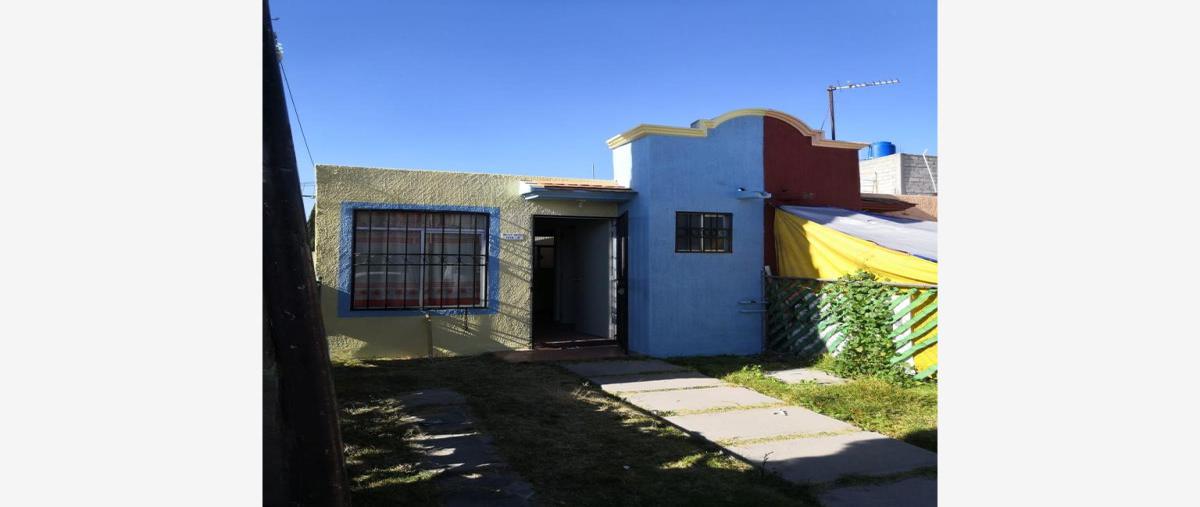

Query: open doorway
531 216 617 349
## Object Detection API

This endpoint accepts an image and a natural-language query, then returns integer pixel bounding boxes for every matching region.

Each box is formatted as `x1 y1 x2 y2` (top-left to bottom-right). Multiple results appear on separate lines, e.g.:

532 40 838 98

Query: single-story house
311 109 878 360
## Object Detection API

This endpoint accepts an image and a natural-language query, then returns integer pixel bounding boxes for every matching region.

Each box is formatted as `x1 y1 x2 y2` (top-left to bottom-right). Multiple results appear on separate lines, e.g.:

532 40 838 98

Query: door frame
615 212 629 352
529 214 624 350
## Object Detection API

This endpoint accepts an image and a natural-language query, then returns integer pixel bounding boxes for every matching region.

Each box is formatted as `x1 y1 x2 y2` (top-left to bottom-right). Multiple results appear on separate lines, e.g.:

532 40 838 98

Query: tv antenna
826 79 899 140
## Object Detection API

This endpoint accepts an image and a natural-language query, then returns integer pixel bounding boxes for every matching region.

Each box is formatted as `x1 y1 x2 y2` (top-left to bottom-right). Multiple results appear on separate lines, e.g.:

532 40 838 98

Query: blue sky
272 0 935 206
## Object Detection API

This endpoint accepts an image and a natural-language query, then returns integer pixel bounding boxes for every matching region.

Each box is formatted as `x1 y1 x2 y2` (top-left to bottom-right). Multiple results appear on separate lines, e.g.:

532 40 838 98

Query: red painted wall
762 116 863 270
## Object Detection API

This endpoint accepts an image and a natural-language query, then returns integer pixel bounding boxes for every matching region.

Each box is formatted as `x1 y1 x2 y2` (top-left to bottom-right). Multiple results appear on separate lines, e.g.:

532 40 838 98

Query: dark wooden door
615 213 629 351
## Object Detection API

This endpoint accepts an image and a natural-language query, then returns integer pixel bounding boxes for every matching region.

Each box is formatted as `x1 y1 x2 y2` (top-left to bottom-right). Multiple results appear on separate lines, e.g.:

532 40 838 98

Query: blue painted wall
619 116 765 357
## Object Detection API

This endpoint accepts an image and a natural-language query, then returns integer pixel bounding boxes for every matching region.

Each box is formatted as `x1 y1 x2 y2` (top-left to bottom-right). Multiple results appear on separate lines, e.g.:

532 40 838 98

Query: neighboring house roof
780 205 938 262
860 193 938 222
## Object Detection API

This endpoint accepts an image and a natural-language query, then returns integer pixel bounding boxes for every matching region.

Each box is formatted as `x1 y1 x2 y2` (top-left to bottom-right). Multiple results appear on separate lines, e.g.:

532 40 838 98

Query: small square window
675 212 732 253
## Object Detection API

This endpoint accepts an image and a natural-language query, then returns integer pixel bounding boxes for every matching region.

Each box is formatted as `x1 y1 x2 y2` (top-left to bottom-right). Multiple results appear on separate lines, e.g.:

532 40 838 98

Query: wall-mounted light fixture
735 188 772 200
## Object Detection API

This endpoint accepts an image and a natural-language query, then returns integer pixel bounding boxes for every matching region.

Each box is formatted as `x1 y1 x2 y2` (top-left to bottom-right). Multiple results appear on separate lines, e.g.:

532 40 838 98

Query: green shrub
821 271 912 384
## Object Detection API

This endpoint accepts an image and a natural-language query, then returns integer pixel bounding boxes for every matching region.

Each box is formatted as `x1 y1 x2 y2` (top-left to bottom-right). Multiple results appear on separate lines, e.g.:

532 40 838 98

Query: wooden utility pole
262 1 350 505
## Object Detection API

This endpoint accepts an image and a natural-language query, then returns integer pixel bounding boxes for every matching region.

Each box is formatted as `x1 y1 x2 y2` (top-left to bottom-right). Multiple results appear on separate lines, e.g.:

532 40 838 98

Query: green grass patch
668 355 937 452
333 355 821 506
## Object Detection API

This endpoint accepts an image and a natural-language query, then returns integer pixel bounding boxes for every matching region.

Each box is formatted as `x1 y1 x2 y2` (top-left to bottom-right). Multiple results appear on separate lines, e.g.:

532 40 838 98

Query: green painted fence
764 275 939 379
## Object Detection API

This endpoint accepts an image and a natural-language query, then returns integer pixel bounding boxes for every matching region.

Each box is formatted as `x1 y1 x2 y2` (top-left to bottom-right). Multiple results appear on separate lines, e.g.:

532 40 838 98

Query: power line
279 60 316 171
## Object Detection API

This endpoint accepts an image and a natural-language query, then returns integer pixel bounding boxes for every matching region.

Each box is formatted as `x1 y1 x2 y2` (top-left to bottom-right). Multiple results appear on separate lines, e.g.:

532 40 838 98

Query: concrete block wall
859 156 901 194
900 154 938 195
858 154 938 196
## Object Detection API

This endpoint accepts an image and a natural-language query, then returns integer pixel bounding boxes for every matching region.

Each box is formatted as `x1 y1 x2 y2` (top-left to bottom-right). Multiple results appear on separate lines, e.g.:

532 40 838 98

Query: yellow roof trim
606 108 868 150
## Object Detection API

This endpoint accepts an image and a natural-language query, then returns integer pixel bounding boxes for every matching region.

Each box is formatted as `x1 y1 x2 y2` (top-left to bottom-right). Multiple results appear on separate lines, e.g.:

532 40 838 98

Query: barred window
675 212 732 253
351 210 489 310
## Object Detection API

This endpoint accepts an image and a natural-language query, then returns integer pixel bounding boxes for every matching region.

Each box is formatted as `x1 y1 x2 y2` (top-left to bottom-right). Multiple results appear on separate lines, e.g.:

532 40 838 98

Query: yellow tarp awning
775 209 937 285
774 208 938 371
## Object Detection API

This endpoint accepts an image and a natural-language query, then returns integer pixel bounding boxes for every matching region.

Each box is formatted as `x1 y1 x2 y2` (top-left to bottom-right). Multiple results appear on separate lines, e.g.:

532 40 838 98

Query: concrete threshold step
561 359 688 377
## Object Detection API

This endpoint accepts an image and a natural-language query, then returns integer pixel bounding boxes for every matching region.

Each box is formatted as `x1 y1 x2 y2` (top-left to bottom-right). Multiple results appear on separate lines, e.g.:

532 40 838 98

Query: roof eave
521 188 636 202
606 109 869 150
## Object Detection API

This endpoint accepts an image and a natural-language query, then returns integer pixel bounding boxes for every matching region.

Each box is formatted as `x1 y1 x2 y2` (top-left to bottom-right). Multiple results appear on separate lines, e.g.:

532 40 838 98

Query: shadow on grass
337 397 440 505
902 429 938 453
333 355 822 506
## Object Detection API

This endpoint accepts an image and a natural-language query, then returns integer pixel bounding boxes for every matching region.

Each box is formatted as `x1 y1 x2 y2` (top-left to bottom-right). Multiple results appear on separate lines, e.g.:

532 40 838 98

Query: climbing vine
821 271 912 384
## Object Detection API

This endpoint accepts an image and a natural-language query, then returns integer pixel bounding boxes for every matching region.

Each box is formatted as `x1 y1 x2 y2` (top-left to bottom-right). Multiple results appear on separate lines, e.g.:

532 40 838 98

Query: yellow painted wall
313 165 619 360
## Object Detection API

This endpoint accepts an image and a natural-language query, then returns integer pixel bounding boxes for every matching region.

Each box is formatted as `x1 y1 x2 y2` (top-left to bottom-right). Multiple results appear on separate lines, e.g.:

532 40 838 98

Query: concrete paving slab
562 359 688 377
620 386 781 413
819 477 937 507
410 432 502 472
589 371 726 393
767 368 847 385
409 432 536 506
405 404 478 435
399 389 534 505
666 406 857 442
727 432 936 484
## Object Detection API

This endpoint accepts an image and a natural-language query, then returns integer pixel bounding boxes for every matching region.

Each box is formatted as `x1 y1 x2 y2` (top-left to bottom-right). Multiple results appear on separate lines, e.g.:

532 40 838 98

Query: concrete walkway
768 367 848 385
397 388 535 506
562 360 936 506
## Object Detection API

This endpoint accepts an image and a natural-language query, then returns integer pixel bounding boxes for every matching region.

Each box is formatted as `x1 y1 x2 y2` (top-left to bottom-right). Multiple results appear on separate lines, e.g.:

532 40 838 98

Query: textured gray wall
900 154 938 195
